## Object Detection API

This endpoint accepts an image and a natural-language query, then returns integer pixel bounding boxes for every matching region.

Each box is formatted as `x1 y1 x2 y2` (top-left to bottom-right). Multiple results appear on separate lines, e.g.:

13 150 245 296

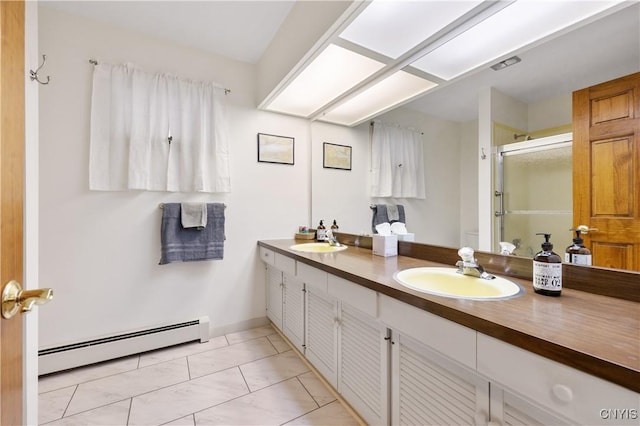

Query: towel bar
159 203 226 209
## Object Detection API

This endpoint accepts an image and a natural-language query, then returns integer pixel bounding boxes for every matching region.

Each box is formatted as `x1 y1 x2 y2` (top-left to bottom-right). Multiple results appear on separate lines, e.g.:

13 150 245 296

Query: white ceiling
40 0 640 123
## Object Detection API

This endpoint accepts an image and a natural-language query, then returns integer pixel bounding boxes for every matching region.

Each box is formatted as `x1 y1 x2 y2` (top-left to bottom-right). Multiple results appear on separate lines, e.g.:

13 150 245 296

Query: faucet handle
458 246 475 263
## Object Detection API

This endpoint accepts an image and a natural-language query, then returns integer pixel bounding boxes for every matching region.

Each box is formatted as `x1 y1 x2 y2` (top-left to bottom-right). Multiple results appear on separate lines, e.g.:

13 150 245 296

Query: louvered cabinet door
305 287 339 388
490 385 569 426
391 332 489 426
338 303 389 426
282 273 305 353
265 265 283 329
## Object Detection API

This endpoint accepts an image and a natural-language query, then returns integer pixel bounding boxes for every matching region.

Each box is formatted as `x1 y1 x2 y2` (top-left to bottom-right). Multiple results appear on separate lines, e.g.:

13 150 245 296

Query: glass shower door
495 135 573 257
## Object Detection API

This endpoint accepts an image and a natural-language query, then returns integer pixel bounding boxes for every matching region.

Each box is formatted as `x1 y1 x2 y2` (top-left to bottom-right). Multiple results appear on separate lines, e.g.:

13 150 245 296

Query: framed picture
323 142 352 170
257 133 294 165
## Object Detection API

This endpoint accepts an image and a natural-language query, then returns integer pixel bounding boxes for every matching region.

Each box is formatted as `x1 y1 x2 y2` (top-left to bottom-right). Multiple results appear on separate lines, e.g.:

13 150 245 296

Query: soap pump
565 229 592 265
533 233 562 297
316 220 326 242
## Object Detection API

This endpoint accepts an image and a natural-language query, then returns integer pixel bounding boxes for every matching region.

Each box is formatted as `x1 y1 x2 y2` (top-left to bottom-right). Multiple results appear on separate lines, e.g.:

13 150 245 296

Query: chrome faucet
325 230 341 247
456 247 495 280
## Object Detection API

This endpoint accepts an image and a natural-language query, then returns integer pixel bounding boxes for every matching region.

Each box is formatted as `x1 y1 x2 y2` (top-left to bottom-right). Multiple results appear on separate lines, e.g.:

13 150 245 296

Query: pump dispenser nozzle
536 233 553 251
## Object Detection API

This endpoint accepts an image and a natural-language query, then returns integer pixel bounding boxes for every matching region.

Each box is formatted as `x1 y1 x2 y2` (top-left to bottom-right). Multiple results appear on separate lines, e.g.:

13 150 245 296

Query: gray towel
160 203 225 265
387 204 400 221
371 204 405 233
181 202 207 229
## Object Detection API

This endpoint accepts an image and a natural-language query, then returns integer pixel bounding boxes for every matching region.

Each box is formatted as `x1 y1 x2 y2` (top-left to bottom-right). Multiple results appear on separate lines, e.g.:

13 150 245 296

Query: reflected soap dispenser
565 229 592 265
316 220 326 242
533 233 562 297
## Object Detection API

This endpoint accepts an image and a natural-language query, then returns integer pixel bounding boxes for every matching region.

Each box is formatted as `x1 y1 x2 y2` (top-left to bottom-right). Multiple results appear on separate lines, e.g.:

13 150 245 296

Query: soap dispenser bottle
316 220 326 242
331 220 339 232
565 229 592 265
533 233 562 297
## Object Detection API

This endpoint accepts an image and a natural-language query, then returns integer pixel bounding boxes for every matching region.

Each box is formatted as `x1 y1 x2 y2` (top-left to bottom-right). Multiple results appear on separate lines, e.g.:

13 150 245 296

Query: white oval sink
290 243 348 253
394 267 523 300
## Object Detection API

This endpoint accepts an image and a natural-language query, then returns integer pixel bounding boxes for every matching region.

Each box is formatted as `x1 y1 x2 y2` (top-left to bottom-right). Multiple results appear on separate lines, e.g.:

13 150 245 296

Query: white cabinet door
339 303 389 426
265 264 283 329
391 332 489 426
489 384 570 426
282 273 305 353
305 287 339 388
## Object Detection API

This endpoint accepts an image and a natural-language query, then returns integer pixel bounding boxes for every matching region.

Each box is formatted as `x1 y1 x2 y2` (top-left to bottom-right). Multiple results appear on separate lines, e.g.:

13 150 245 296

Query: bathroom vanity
257 237 639 426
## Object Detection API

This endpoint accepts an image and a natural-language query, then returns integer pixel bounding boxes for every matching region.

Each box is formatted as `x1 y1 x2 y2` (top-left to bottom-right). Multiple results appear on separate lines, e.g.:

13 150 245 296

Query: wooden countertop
258 239 640 393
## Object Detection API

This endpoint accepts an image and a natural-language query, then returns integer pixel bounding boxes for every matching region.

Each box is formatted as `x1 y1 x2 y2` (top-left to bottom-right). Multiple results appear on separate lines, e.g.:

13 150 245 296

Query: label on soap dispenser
533 261 562 292
565 253 592 265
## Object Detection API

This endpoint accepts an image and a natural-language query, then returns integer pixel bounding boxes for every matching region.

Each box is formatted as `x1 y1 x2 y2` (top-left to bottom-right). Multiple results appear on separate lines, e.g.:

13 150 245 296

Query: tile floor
38 325 363 426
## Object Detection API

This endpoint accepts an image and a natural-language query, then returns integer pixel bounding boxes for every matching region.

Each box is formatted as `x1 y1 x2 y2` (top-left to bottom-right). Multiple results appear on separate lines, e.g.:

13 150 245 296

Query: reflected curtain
90 63 230 193
370 120 425 199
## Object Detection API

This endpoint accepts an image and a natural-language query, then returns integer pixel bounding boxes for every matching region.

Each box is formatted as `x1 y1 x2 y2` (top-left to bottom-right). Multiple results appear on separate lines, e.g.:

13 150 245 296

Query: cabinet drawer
274 253 296 276
297 262 327 293
258 247 275 266
379 294 476 370
328 274 377 318
478 334 640 425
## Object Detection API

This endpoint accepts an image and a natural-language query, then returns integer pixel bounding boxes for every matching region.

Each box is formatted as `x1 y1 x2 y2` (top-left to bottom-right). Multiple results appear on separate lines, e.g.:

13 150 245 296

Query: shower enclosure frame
494 132 573 255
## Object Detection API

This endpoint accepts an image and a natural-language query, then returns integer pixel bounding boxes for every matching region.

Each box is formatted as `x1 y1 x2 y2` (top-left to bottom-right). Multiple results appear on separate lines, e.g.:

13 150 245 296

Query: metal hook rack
30 54 51 85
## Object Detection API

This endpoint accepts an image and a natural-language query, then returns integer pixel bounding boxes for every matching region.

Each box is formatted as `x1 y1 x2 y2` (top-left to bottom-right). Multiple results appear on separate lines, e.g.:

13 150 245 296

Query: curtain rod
370 121 424 135
88 59 231 95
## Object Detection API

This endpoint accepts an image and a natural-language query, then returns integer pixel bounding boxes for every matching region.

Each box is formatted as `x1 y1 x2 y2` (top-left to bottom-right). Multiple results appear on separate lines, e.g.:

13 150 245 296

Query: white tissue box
373 235 398 257
396 233 415 242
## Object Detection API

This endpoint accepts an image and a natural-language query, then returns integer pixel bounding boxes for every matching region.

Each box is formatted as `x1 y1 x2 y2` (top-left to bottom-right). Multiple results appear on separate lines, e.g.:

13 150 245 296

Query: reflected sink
290 243 348 253
394 267 523 300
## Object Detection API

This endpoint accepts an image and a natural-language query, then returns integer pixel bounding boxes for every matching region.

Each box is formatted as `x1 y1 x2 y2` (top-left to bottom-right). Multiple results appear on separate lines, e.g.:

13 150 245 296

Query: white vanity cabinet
262 249 304 351
478 334 640 425
265 264 283 328
299 264 389 426
379 295 489 426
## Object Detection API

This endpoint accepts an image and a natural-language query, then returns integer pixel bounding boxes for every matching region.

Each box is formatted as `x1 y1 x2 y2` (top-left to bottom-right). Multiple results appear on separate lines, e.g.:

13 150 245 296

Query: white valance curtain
371 120 425 199
90 63 230 193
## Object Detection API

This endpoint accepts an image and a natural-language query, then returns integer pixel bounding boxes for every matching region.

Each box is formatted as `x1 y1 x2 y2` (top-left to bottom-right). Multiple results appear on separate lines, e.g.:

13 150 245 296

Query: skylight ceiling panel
339 0 483 59
267 44 385 117
411 0 624 80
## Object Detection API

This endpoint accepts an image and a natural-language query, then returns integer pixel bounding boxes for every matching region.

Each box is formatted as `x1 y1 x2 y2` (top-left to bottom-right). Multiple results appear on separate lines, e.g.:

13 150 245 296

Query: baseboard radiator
38 316 209 375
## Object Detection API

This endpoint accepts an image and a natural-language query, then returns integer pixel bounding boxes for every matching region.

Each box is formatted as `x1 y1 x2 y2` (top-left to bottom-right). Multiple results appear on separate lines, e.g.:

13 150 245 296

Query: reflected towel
181 202 207 229
371 204 405 233
387 204 399 221
160 203 225 264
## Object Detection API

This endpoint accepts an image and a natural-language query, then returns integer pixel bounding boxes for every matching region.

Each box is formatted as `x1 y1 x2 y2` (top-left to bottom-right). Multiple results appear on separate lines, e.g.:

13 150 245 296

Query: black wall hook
29 54 51 85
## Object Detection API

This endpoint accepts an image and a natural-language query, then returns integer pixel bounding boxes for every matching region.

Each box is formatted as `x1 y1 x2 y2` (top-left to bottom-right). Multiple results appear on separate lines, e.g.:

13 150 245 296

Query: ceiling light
490 56 521 71
339 0 483 59
266 44 385 117
319 71 437 126
411 0 624 80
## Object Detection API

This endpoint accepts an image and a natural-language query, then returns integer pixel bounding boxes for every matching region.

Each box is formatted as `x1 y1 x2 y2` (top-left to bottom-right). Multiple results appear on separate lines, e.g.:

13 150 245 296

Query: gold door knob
1 280 53 319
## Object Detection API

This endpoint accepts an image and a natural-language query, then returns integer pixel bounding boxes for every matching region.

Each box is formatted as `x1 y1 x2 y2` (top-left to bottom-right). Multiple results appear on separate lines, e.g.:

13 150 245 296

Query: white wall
311 121 371 235
38 7 315 347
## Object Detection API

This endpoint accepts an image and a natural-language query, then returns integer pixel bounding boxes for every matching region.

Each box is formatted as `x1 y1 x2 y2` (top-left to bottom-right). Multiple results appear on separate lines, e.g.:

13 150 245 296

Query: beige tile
162 414 195 426
138 335 228 368
42 399 131 426
38 356 140 394
66 358 189 416
297 371 336 407
194 377 318 425
38 385 76 424
188 337 277 379
225 325 275 345
240 350 310 391
285 400 362 426
128 367 248 426
266 332 292 353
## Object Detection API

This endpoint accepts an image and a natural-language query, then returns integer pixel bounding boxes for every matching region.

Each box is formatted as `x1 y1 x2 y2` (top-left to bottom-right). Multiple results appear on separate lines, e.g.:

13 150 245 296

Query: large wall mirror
311 3 640 270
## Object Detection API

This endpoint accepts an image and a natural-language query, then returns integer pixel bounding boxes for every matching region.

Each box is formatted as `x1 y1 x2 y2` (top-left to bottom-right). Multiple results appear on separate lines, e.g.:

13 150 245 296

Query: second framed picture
323 142 352 170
